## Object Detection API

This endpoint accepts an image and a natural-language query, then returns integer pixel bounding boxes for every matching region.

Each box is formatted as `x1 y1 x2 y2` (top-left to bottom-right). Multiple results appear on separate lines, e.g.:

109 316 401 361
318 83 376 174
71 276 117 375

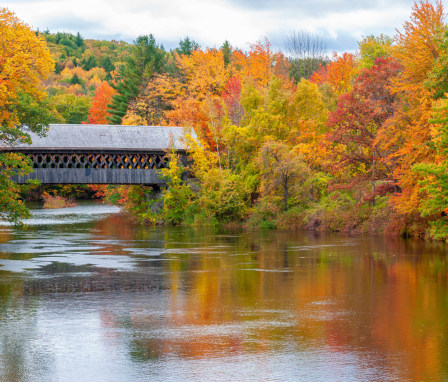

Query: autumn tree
311 52 358 96
0 8 54 223
327 57 402 189
414 98 448 239
289 78 329 169
358 34 394 69
233 38 291 88
87 81 116 124
257 140 311 211
0 7 54 143
377 0 445 214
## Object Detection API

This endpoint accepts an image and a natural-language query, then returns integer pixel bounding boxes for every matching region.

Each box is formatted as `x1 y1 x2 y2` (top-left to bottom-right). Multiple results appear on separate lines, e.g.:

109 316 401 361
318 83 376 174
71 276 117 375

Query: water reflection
0 203 447 381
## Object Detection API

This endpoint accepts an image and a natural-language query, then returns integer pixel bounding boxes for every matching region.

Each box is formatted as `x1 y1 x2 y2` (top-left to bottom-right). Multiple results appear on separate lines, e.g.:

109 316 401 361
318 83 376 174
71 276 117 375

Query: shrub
42 193 77 209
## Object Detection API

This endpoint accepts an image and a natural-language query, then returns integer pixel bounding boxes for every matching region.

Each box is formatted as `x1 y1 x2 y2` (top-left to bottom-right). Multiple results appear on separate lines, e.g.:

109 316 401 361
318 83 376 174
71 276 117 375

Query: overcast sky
5 0 418 53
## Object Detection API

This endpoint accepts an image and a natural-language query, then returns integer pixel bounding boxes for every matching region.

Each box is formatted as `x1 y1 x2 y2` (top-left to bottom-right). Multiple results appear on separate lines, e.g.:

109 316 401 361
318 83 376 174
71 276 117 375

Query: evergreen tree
70 74 81 85
107 34 166 125
101 56 115 73
221 40 232 67
81 55 97 71
75 32 84 48
177 37 199 56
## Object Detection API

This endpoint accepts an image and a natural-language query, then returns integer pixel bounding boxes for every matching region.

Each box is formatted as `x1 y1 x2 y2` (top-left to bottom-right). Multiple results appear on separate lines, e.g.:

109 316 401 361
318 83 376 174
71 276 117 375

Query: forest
3 0 448 240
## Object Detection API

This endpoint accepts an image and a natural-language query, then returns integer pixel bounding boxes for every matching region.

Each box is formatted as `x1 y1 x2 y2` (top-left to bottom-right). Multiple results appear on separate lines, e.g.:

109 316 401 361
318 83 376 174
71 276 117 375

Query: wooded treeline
3 1 448 239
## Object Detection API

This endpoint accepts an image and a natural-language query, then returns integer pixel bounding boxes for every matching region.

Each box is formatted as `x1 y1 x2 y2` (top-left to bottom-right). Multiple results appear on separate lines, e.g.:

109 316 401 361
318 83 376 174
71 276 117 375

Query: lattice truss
28 152 170 170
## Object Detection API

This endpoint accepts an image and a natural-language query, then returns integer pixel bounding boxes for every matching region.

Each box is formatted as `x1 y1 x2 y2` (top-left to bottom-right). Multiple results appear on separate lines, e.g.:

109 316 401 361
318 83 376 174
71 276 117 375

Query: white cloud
4 0 416 51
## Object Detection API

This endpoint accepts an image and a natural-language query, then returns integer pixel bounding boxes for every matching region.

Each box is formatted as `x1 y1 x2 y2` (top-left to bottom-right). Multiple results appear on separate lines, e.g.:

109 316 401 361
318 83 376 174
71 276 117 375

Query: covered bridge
3 124 193 185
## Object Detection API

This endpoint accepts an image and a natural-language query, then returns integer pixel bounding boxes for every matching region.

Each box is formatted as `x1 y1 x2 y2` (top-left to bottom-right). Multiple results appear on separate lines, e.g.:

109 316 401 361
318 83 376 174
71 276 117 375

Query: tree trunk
283 176 289 211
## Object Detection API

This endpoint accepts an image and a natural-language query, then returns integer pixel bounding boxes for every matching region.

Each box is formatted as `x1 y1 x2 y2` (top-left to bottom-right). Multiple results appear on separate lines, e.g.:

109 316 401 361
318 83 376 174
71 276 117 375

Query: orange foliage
233 38 291 88
174 48 230 99
311 52 358 95
86 81 116 124
377 0 445 214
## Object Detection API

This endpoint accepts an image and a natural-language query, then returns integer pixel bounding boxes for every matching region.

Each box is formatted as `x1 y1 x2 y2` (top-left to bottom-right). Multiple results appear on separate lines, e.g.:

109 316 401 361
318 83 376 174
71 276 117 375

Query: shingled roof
11 124 193 151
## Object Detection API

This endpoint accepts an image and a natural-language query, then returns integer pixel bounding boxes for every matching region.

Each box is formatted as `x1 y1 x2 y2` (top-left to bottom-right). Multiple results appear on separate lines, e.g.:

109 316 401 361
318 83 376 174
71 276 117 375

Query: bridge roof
11 124 193 151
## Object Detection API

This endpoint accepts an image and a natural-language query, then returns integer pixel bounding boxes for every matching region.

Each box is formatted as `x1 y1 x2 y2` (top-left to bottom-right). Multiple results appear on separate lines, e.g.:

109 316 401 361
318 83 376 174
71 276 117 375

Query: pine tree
75 32 84 48
221 40 232 67
107 34 166 125
70 74 81 85
177 37 199 56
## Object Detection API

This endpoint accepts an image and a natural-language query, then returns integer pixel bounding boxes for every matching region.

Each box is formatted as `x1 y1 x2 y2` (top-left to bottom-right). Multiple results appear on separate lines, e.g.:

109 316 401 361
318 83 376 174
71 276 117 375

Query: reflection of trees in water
3 212 448 380
113 229 448 380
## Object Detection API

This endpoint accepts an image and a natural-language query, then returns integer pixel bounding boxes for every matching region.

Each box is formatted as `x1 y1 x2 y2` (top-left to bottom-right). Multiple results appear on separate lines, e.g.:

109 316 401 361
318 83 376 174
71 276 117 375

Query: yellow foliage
122 113 147 126
0 7 54 129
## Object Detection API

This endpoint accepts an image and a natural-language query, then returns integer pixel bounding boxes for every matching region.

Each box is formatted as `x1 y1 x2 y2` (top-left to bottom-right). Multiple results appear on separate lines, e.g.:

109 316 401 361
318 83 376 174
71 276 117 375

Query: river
0 202 447 381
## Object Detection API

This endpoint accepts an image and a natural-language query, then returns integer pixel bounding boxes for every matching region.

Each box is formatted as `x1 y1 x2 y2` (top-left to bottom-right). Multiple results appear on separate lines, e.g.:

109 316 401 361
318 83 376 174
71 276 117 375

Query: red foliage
222 75 243 125
326 57 402 178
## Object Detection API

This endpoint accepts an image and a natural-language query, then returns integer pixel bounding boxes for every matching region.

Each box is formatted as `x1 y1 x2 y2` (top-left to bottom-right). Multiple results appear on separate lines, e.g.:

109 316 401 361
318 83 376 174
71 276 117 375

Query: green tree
70 74 82 85
81 55 97 71
221 40 232 67
177 37 199 56
50 93 92 123
107 34 166 124
160 146 193 224
75 32 84 48
101 56 115 73
358 34 393 68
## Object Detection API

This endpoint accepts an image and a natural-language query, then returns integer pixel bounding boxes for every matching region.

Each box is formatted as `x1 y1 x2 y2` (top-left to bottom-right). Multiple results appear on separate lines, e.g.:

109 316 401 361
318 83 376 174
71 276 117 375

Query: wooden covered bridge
4 124 192 185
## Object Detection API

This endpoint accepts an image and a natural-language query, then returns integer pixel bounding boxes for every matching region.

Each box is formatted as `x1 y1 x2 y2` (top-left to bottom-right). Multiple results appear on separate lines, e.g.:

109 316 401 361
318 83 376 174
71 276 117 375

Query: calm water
0 203 447 381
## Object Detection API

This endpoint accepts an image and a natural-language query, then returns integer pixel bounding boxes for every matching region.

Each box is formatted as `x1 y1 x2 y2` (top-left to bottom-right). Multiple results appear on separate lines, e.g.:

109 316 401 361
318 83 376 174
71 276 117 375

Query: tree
286 30 328 82
50 93 92 124
233 38 291 88
0 8 53 223
0 8 54 142
257 140 310 211
311 52 358 96
160 143 193 224
70 73 82 85
75 32 84 48
221 40 232 67
327 57 402 187
87 81 116 124
100 56 115 74
177 37 199 56
377 0 445 214
358 34 393 68
107 35 166 124
414 98 448 239
81 55 97 71
289 78 329 169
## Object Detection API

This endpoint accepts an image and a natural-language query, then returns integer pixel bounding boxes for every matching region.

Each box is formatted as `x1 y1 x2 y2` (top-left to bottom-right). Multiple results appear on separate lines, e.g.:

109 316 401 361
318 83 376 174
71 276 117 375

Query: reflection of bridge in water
5 124 191 185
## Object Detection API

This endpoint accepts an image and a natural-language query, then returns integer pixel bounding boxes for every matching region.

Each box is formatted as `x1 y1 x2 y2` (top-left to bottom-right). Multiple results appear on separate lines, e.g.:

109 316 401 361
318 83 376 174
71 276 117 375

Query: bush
42 194 77 209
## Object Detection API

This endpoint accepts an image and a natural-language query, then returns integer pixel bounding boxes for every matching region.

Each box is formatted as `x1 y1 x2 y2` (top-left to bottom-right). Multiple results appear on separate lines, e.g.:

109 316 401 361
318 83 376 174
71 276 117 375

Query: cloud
4 0 416 52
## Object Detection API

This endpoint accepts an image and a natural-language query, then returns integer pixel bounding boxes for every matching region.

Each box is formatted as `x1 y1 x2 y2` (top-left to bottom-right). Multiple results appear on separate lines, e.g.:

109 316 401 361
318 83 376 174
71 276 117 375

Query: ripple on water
0 204 121 226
